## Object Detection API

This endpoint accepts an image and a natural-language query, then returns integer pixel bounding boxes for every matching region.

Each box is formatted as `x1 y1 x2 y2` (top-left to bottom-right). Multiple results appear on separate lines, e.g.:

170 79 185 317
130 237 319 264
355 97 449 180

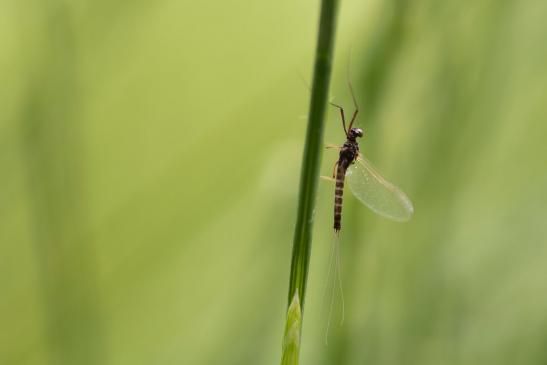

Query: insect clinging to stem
325 82 414 233
320 77 414 344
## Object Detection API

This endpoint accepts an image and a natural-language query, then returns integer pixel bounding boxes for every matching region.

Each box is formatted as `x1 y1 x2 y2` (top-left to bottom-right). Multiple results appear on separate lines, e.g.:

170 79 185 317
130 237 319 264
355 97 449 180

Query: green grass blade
281 0 340 362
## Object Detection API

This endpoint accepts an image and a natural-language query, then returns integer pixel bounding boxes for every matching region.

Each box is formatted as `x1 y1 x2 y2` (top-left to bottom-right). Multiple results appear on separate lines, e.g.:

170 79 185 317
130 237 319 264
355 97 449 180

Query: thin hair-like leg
329 101 347 135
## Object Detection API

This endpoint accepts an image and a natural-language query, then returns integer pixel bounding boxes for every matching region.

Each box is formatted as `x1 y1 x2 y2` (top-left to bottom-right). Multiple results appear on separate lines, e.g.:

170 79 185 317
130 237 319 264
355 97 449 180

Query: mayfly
321 83 414 343
326 85 414 232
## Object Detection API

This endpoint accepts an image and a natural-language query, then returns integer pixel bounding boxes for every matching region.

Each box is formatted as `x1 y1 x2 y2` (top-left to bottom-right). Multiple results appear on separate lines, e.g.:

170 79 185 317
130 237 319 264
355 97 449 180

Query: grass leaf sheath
281 0 339 363
281 292 303 365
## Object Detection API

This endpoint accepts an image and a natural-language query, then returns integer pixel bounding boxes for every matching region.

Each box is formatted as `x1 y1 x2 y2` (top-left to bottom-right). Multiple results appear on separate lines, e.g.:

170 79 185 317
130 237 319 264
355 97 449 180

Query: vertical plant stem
19 3 106 364
281 0 340 363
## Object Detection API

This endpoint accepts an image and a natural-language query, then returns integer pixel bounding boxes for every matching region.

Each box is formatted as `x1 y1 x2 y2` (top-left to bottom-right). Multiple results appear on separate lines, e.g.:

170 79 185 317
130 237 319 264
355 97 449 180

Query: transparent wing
346 155 414 222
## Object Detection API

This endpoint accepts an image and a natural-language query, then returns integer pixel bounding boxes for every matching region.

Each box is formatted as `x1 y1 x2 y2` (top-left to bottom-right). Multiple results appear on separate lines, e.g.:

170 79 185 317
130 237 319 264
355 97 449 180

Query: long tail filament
323 231 345 344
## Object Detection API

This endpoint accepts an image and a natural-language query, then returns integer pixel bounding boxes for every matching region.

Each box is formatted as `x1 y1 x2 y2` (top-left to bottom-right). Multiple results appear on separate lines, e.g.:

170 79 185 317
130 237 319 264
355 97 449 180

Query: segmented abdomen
333 164 347 232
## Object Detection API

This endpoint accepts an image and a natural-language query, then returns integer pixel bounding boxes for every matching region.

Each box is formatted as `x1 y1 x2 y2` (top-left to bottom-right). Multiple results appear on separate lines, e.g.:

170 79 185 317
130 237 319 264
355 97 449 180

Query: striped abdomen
333 164 347 232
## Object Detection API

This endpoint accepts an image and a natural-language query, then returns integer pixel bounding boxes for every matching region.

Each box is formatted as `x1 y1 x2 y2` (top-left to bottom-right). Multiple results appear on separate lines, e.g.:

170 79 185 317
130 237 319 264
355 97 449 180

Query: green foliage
287 0 339 311
1 0 547 364
284 1 339 362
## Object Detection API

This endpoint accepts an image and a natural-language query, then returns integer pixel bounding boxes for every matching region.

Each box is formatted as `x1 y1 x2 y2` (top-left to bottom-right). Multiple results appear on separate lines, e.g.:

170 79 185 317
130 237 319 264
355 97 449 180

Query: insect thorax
339 141 359 168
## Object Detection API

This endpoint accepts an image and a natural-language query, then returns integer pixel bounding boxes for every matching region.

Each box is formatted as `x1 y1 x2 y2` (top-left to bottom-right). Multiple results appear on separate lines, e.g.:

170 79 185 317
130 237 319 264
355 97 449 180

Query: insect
326 85 414 232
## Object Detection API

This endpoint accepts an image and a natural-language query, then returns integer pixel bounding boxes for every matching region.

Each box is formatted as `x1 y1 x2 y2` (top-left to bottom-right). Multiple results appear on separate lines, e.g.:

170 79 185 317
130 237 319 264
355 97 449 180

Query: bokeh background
2 0 547 364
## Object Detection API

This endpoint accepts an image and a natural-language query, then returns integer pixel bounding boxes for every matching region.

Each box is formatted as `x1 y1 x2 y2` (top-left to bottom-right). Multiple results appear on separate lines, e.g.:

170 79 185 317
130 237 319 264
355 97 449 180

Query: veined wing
346 155 414 222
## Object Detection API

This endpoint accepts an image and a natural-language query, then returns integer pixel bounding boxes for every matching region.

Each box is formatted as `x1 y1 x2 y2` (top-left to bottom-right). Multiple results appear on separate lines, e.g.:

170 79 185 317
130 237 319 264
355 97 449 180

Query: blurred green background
2 0 547 364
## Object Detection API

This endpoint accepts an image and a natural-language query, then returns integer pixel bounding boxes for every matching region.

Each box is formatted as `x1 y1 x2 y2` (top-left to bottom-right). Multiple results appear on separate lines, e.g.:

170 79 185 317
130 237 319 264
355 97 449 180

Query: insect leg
329 102 347 135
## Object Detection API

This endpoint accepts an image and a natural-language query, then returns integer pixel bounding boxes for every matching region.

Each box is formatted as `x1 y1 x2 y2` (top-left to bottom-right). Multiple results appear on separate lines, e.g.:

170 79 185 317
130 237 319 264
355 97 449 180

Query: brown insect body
333 128 362 232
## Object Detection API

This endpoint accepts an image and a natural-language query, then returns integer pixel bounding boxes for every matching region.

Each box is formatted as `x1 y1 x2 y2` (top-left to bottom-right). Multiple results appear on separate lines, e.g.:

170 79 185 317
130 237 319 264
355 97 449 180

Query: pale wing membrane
346 155 414 222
